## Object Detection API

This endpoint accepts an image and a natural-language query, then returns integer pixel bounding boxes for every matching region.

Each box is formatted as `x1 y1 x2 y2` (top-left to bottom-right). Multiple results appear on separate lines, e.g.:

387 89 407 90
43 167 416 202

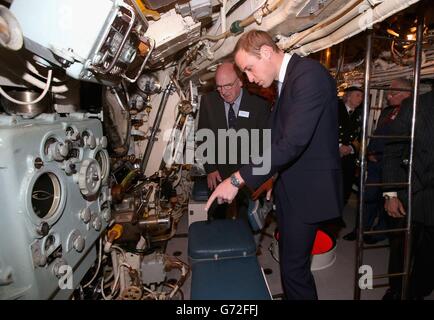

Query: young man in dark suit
205 30 343 299
382 87 434 299
197 62 270 220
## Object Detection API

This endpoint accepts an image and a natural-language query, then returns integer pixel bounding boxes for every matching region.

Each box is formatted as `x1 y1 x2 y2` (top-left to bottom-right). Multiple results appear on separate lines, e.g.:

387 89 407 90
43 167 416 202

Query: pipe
221 0 227 34
140 81 174 171
335 43 345 81
295 0 421 56
184 0 310 79
181 0 283 80
209 0 228 52
200 0 282 41
402 8 424 300
354 29 372 301
138 217 170 228
281 0 365 49
0 69 52 105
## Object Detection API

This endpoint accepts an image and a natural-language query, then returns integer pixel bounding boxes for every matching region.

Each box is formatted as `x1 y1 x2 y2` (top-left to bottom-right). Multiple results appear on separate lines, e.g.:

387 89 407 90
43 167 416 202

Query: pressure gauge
129 92 147 112
136 74 161 95
77 159 102 197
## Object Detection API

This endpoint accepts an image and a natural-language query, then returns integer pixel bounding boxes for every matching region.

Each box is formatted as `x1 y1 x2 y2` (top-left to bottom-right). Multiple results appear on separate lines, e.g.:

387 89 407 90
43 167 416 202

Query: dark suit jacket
239 54 343 223
197 88 270 180
338 99 362 152
383 90 434 226
368 105 401 160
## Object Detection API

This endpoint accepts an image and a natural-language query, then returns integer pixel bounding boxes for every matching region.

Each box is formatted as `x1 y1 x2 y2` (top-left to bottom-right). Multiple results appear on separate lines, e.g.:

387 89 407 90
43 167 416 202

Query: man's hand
207 170 222 190
339 145 352 157
384 197 406 218
205 172 244 210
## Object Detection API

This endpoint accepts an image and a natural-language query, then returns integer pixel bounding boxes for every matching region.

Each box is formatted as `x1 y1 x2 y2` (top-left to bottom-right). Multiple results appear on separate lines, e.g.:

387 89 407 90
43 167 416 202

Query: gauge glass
31 173 61 219
137 74 161 94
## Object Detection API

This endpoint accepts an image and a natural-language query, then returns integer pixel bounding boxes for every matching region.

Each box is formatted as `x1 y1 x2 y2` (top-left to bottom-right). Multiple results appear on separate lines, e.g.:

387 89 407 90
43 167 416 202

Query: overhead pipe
187 0 367 79
294 0 422 56
279 0 365 50
200 0 282 42
184 0 299 79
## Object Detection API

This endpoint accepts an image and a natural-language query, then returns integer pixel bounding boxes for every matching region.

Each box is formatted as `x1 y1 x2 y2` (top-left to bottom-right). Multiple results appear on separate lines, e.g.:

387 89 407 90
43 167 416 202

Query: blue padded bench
188 219 271 300
188 219 256 262
190 256 272 300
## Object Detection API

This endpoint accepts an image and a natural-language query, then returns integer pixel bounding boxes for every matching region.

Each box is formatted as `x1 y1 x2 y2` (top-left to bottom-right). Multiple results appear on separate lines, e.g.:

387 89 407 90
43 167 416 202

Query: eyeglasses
216 79 238 91
387 90 405 97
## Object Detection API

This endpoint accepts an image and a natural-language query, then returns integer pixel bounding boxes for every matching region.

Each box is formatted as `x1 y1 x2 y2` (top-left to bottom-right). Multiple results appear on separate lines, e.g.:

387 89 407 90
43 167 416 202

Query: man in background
339 86 363 206
197 61 270 220
364 79 411 244
339 86 363 241
382 85 434 300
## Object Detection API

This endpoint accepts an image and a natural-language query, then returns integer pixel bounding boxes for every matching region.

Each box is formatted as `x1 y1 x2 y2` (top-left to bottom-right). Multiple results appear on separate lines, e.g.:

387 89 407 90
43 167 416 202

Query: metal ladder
353 9 425 300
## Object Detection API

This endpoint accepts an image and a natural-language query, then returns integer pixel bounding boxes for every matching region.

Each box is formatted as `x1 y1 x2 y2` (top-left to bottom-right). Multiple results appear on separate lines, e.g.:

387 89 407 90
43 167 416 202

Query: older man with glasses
196 61 270 220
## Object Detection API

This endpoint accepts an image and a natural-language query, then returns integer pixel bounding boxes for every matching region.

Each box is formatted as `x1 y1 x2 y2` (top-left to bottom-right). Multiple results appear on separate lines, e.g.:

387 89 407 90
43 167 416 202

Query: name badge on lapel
238 110 250 118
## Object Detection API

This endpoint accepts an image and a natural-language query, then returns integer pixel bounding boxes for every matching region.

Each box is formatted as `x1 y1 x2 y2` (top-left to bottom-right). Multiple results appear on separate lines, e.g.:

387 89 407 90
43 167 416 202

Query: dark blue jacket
239 54 343 223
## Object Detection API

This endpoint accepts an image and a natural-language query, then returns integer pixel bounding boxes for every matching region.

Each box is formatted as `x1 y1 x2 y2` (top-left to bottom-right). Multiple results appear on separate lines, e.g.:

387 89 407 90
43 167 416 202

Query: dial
129 93 146 111
136 74 161 95
78 159 102 197
95 149 110 182
31 173 61 219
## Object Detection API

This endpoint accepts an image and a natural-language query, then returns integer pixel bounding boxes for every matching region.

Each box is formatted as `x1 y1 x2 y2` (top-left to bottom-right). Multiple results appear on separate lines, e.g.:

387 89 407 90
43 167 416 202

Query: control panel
0 114 110 299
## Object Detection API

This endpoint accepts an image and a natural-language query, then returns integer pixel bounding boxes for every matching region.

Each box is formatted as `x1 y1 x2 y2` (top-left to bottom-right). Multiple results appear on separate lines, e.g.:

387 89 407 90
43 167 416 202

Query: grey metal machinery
9 0 150 86
0 113 111 299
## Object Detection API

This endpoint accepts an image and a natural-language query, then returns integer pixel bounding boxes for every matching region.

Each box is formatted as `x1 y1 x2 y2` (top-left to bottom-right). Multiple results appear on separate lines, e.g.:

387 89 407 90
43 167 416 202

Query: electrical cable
0 69 52 104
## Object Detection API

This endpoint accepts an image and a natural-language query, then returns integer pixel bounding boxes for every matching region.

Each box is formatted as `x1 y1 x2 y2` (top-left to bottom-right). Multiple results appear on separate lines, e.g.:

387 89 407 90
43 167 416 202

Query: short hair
233 30 280 58
391 77 412 90
344 86 363 94
215 61 243 80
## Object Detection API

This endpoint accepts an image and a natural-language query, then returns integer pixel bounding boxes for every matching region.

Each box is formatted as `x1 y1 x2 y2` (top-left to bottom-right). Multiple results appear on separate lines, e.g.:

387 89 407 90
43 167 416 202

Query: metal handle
92 2 136 75
122 37 155 83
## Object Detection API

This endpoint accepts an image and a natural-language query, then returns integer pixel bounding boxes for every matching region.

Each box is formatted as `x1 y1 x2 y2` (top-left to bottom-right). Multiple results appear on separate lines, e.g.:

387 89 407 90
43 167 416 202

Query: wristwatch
230 174 242 188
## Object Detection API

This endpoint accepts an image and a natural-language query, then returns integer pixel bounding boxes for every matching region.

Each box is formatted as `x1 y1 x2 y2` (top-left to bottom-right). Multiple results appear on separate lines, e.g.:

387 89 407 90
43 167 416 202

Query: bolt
36 222 50 237
80 208 91 223
102 208 111 222
93 217 102 231
73 236 85 252
34 157 44 169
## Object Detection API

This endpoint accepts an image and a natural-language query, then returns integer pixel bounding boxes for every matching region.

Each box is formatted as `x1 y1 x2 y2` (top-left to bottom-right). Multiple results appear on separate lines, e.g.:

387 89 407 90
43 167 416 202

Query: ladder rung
365 182 409 187
368 134 411 139
372 35 416 43
369 86 414 92
373 272 407 280
363 244 389 250
364 228 408 235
